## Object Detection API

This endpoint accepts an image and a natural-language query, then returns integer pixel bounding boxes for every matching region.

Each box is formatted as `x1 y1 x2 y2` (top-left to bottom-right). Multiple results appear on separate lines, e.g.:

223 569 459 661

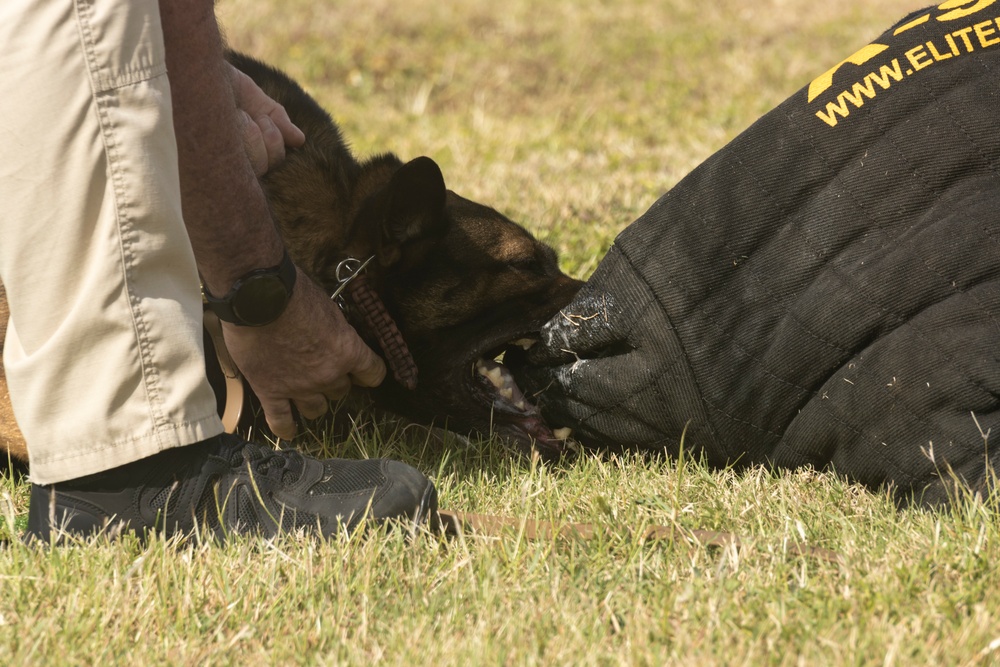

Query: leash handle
203 308 246 434
437 510 843 564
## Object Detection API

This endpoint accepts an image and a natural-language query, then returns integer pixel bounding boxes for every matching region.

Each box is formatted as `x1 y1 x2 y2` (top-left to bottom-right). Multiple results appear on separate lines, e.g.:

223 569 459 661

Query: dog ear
379 156 448 266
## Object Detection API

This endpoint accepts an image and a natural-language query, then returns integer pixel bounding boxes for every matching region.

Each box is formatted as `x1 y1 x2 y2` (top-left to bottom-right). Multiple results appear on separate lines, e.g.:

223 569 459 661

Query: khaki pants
0 0 223 484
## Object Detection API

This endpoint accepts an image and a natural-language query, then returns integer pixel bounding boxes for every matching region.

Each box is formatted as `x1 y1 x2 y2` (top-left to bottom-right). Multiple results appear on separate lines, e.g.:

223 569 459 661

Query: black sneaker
24 433 438 543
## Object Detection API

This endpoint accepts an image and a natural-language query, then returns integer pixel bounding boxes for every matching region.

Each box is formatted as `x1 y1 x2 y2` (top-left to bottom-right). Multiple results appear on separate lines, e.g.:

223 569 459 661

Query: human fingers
253 113 286 173
230 64 305 148
294 394 331 421
258 395 297 441
348 342 387 389
238 109 270 177
266 103 305 149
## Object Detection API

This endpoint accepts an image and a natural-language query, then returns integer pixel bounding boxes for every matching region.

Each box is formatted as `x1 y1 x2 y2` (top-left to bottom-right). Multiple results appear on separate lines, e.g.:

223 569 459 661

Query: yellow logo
936 0 998 22
807 44 889 103
808 0 1000 128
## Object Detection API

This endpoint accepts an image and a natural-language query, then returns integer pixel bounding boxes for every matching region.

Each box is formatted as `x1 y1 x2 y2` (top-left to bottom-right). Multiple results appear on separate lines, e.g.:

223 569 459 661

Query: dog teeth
475 357 533 412
512 338 537 350
475 360 506 390
553 427 573 440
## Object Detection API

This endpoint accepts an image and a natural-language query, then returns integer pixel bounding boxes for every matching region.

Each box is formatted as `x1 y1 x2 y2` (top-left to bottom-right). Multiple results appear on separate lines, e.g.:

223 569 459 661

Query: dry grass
8 1 1000 665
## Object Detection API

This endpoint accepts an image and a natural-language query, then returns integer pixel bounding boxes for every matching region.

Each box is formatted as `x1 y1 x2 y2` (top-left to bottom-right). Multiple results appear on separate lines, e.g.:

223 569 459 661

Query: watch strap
203 250 297 326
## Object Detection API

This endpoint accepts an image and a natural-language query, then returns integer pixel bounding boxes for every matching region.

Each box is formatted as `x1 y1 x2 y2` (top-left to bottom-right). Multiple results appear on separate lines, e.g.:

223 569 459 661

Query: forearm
158 0 283 296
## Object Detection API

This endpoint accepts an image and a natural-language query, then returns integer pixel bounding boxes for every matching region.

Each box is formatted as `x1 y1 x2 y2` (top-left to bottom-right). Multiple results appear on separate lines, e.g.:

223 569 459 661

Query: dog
0 52 582 464
0 283 22 464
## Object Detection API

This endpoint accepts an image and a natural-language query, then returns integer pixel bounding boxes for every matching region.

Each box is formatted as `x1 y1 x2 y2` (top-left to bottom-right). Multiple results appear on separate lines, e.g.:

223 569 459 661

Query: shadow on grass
0 454 28 482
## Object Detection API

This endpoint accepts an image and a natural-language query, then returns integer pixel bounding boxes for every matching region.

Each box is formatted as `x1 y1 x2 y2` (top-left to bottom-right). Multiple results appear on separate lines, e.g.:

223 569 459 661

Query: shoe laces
222 439 305 485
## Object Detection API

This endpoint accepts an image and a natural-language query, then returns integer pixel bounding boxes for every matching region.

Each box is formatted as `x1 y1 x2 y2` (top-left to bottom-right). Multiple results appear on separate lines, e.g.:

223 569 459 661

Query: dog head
275 152 582 456
229 51 582 456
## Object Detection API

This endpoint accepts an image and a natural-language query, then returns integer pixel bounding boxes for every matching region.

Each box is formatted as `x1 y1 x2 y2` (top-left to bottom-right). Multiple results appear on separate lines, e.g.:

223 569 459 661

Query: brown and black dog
0 53 581 464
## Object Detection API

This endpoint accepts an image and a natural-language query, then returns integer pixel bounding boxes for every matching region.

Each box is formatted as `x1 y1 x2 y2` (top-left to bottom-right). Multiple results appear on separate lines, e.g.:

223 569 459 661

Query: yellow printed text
814 17 1000 128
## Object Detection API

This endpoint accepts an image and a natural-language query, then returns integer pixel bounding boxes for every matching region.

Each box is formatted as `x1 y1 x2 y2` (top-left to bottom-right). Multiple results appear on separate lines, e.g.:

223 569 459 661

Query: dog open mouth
468 336 572 459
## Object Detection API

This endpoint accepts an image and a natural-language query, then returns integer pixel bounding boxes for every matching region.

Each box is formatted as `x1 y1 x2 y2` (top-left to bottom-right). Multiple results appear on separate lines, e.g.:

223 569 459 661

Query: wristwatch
203 251 297 327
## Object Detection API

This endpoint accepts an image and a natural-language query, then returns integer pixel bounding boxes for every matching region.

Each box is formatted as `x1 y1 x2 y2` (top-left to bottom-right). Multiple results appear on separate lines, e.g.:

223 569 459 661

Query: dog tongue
475 358 566 456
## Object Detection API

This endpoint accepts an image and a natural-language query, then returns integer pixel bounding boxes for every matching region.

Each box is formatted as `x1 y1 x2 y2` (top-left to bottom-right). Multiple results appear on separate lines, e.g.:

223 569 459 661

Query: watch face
232 273 291 325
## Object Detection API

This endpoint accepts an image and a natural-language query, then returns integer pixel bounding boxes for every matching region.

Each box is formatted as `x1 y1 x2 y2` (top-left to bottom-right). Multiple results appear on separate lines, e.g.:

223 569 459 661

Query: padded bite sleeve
527 10 1000 504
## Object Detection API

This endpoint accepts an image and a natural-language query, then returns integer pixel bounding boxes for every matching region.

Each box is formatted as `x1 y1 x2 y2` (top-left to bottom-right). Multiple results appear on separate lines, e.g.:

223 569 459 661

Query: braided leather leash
437 510 843 564
344 273 419 390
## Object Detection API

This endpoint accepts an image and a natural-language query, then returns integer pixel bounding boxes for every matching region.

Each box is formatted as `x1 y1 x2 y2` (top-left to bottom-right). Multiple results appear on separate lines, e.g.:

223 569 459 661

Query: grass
6 0 1000 664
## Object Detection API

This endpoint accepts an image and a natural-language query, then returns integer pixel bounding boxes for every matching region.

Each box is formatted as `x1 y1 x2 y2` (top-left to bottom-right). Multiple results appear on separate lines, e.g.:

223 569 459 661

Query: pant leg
0 0 223 484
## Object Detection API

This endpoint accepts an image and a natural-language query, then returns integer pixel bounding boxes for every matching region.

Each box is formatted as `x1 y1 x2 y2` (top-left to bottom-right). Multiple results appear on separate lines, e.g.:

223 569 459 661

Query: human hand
228 62 306 177
221 269 386 440
513 245 700 452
